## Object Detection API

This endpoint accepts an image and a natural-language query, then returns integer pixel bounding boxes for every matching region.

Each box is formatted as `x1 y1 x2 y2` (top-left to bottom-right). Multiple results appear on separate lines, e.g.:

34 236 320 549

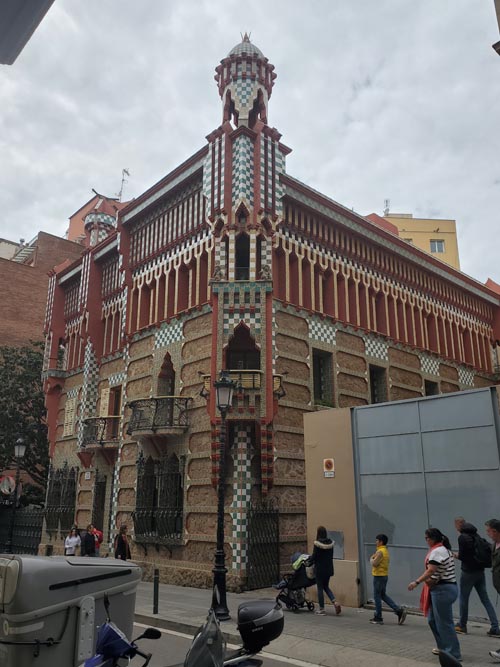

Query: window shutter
63 397 76 437
99 387 110 417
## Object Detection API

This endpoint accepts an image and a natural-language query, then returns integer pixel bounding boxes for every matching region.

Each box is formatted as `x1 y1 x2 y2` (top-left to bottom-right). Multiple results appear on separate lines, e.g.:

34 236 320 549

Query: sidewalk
134 582 499 666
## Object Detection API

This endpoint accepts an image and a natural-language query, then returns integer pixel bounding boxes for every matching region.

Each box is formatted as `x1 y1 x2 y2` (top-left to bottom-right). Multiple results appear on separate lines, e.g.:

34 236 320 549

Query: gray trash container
0 554 141 667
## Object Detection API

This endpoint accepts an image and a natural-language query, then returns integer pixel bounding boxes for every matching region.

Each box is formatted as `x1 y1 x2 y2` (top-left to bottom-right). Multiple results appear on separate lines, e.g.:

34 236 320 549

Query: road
133 623 316 667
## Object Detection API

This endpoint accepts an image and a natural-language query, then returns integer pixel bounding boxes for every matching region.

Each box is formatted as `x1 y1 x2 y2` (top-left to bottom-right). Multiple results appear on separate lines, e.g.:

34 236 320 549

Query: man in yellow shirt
370 534 407 625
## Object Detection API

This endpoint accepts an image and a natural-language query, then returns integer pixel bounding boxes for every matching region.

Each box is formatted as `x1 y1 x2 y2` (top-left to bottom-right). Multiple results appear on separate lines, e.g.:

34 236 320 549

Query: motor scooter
83 592 284 667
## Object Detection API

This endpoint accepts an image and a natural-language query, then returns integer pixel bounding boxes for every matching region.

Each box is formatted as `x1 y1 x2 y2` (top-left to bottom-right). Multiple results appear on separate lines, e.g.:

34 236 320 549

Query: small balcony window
430 239 445 253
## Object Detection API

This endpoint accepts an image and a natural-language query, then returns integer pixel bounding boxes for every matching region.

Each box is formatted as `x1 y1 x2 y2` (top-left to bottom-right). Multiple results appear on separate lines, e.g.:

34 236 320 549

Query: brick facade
41 36 500 587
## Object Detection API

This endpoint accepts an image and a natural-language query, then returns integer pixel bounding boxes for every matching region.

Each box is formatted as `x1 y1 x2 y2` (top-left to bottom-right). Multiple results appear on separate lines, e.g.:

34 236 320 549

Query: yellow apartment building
384 213 460 270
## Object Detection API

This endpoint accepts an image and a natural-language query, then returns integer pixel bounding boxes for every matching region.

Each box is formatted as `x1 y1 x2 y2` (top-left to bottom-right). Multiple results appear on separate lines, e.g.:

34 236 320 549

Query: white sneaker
489 649 500 662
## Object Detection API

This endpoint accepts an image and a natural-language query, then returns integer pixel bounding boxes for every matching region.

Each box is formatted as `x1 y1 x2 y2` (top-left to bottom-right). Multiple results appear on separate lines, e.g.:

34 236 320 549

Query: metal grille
83 417 120 445
45 463 77 535
92 471 107 532
246 498 280 590
0 508 44 555
133 452 184 545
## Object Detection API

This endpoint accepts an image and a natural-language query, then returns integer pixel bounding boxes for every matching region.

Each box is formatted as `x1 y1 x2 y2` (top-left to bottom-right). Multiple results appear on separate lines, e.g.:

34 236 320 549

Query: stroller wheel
307 601 315 611
292 604 300 613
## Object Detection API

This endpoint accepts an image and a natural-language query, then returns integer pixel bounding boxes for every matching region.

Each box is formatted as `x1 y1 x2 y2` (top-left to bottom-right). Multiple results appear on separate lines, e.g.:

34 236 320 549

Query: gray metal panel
360 474 428 546
419 388 494 432
358 433 423 474
356 401 420 438
353 387 500 620
422 426 500 471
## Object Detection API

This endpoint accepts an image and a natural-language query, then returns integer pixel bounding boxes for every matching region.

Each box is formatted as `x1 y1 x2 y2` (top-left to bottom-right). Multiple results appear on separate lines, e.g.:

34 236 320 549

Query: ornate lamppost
211 370 236 621
4 438 27 554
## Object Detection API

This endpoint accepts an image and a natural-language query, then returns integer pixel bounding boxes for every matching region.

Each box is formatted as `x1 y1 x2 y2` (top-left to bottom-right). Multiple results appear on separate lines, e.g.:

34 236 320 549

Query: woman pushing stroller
310 525 341 616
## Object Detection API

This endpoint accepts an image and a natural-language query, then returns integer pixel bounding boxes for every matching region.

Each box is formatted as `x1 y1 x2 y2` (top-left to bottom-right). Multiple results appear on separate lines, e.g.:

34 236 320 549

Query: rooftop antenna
383 198 390 216
117 168 130 202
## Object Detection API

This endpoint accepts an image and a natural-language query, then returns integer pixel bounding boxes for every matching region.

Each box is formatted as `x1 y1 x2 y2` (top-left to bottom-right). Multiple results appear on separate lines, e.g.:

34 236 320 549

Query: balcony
127 396 192 437
200 371 286 417
82 416 121 446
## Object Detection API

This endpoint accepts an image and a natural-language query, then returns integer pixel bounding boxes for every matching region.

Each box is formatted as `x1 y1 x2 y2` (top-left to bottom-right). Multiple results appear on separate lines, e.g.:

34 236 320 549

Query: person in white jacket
64 527 81 556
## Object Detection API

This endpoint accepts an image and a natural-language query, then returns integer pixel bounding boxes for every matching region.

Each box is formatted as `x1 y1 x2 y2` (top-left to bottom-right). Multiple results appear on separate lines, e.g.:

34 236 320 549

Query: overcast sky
1 1 499 283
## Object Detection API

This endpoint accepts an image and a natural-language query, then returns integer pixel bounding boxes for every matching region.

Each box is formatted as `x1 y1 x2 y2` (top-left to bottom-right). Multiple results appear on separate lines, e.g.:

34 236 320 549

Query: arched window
226 323 260 370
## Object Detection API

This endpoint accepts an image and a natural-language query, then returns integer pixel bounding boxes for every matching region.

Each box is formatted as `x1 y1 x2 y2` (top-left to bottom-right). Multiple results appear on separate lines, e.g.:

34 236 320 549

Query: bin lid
0 555 141 617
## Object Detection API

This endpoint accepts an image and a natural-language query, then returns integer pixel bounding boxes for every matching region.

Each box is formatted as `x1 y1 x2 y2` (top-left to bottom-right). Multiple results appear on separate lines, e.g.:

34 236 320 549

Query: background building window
430 239 445 253
403 238 413 243
312 349 333 406
369 365 387 404
424 380 439 396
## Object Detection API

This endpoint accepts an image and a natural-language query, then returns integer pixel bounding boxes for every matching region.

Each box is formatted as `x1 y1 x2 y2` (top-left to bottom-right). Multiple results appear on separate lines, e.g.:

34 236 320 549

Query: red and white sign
0 476 16 495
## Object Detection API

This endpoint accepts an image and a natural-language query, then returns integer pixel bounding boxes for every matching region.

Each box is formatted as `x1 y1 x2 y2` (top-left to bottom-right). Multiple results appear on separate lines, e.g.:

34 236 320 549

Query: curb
134 612 243 644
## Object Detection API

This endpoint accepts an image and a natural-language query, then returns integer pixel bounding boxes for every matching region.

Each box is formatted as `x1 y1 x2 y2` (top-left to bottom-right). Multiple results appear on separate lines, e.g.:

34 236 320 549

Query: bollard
153 567 159 615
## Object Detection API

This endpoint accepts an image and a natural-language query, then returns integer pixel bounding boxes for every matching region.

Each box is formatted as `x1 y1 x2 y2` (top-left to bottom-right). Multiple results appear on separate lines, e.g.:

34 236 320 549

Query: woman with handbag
310 525 341 616
408 527 462 662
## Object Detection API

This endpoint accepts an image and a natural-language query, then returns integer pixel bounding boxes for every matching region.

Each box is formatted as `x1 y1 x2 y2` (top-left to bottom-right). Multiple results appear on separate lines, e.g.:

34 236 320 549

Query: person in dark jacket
81 524 96 557
309 525 341 616
453 517 499 636
485 518 500 662
114 524 132 561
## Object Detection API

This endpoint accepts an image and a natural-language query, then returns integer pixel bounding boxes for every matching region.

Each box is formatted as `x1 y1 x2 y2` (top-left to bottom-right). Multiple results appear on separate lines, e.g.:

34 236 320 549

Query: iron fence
132 452 184 545
82 417 120 446
246 498 280 590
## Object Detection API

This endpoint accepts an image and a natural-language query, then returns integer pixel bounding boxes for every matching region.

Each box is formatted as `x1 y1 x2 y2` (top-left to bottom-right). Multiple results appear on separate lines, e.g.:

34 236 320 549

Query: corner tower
204 35 290 282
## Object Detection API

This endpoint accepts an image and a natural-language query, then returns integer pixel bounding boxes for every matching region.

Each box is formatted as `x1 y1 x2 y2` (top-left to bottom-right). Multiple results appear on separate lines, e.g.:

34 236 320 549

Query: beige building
383 213 460 270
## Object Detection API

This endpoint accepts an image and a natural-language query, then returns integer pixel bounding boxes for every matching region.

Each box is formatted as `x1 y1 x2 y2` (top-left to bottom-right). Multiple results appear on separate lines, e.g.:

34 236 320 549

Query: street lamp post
4 438 27 554
211 370 236 621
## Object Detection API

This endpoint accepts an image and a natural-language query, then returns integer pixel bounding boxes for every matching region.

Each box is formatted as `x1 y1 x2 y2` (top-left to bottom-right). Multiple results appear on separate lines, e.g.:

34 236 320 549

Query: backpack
473 534 492 568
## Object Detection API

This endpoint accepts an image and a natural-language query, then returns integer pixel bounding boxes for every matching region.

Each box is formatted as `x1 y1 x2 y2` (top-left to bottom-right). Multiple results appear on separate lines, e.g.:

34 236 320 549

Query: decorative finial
241 32 251 43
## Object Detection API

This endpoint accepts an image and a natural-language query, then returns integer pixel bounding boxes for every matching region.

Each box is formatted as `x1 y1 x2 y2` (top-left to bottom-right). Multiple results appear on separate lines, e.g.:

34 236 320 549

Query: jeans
316 575 335 609
428 583 462 661
459 569 499 630
373 576 401 620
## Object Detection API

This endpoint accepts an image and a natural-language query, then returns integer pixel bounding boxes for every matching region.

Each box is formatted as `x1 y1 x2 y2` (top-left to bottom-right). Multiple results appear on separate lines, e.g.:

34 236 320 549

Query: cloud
0 0 498 282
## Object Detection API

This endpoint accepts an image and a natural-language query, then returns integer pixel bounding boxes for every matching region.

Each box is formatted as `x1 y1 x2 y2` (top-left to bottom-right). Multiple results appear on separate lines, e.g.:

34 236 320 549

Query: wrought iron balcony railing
132 507 184 545
127 396 192 435
201 371 286 398
82 416 121 446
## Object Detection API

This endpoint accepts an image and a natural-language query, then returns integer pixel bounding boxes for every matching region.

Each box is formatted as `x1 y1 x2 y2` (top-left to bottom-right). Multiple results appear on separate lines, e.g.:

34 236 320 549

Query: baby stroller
275 556 316 612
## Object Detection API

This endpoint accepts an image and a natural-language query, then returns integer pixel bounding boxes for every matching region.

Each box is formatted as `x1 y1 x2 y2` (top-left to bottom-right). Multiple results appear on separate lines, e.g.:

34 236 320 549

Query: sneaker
487 628 500 637
397 607 407 625
454 625 467 634
334 602 342 615
489 649 500 662
370 618 384 625
315 609 326 616
431 648 440 655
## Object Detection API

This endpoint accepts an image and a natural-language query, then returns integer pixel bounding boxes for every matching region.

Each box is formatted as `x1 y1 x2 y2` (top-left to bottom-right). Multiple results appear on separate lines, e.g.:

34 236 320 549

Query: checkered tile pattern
223 309 261 336
420 353 440 376
230 425 253 571
232 134 254 207
309 318 336 345
108 341 130 547
108 371 126 388
203 150 212 208
458 366 475 386
234 78 258 109
275 147 286 218
66 387 80 399
155 320 183 348
78 342 100 448
364 335 389 361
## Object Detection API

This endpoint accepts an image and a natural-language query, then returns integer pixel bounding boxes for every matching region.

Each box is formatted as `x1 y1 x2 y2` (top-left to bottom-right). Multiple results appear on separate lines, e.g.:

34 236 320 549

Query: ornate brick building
41 36 500 588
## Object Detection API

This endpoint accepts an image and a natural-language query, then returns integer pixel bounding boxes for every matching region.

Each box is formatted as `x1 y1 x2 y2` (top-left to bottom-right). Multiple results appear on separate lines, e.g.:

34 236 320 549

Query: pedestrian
369 534 407 625
90 523 104 557
485 518 500 663
64 527 81 556
114 524 131 561
309 525 341 616
453 516 499 637
408 527 461 662
81 524 96 556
